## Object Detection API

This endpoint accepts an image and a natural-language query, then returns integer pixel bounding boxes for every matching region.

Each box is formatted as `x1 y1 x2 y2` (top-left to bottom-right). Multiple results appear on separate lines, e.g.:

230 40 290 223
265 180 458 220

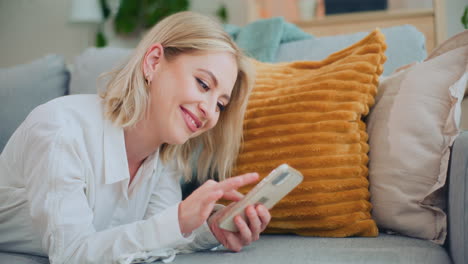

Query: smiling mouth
180 106 202 132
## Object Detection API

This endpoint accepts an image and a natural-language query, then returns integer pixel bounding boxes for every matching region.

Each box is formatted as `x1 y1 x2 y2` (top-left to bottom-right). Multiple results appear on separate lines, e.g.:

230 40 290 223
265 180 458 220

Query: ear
142 43 164 83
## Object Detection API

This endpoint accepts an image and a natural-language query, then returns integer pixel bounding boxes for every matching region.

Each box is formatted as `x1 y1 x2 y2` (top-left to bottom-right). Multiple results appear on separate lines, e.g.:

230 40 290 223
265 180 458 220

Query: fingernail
258 205 266 214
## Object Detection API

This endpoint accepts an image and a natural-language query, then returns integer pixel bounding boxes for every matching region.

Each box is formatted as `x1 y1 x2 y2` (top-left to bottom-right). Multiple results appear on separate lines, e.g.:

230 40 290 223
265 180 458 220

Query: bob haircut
100 11 254 182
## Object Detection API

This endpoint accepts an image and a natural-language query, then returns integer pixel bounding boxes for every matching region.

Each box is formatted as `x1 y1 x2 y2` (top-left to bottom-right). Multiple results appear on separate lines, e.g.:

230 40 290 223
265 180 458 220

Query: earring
145 74 151 85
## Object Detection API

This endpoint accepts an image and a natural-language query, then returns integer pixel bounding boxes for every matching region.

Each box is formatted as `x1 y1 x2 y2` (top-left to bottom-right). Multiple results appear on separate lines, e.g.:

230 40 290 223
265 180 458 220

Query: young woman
0 11 271 263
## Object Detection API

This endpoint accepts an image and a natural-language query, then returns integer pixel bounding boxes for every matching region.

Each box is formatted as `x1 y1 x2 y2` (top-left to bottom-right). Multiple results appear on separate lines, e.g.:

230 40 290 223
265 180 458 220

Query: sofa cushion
462 99 468 130
448 131 468 264
0 233 451 264
230 30 386 237
224 17 312 62
69 47 132 95
276 25 426 76
172 233 450 264
0 55 69 153
366 31 468 244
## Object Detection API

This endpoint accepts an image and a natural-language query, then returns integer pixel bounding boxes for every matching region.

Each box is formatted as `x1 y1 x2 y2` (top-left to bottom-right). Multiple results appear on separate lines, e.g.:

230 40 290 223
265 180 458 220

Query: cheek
199 116 219 135
208 115 220 129
192 115 220 139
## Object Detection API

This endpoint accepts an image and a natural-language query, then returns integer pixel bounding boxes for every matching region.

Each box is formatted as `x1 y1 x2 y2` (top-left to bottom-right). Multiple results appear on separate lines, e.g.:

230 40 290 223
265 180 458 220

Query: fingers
209 203 271 253
256 204 271 231
224 228 244 252
210 222 229 248
198 174 257 204
245 205 261 241
188 173 259 228
235 215 253 245
222 190 244 201
201 189 223 206
217 173 259 193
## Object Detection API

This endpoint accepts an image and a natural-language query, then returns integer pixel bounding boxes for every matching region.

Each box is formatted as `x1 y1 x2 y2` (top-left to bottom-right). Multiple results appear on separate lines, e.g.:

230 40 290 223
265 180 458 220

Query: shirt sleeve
144 161 221 252
22 120 194 264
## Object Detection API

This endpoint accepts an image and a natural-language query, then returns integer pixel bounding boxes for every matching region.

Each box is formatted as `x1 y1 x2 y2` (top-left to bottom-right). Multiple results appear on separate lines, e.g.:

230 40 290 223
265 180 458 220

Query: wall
189 0 247 26
388 0 466 40
0 0 98 68
0 0 247 68
445 0 466 38
388 0 433 9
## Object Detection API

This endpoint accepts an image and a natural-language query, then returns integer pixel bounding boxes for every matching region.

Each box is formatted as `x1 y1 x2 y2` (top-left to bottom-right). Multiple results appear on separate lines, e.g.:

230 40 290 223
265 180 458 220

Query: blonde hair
101 11 254 182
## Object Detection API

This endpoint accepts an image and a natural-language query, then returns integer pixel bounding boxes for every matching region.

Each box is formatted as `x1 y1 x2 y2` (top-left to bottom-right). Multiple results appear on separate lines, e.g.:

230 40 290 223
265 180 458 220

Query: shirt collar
103 118 130 185
103 118 160 185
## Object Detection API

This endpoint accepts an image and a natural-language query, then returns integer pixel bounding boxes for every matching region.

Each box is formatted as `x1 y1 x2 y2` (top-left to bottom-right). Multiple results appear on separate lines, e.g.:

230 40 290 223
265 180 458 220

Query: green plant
96 0 189 47
216 4 228 23
462 6 468 29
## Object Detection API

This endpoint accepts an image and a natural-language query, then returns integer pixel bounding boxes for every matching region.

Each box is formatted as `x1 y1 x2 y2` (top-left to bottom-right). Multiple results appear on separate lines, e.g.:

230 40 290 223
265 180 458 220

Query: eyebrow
198 69 231 101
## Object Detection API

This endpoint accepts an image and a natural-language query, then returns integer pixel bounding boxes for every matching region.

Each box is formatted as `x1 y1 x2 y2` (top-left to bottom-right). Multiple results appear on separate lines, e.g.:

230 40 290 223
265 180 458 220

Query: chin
167 133 190 145
167 138 188 145
167 130 203 145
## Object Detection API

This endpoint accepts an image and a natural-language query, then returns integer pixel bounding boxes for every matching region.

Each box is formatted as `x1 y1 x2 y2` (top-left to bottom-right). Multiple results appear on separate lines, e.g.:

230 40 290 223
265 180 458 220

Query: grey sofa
0 25 466 264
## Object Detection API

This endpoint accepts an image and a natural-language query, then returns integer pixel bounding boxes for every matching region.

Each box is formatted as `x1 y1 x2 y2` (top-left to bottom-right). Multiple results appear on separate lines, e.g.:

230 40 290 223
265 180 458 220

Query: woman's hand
208 202 271 252
178 173 259 235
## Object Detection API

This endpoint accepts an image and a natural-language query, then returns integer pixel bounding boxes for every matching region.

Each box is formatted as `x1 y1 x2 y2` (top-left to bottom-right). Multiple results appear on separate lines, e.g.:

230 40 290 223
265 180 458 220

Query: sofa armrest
448 131 468 264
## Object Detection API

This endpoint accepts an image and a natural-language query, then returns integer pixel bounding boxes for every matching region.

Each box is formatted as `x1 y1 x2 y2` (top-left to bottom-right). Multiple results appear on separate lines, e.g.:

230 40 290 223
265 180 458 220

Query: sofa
0 25 467 264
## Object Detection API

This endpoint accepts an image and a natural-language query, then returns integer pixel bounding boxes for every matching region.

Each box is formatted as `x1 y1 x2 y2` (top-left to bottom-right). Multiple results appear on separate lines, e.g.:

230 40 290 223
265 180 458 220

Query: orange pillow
233 29 387 237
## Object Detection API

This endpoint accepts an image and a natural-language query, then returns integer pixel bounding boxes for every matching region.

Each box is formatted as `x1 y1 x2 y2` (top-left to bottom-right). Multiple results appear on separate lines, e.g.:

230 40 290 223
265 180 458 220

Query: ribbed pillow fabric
233 30 387 237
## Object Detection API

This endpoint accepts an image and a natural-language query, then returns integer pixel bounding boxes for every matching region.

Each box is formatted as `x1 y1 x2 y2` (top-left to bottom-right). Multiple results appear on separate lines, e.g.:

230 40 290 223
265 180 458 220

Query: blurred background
0 0 466 68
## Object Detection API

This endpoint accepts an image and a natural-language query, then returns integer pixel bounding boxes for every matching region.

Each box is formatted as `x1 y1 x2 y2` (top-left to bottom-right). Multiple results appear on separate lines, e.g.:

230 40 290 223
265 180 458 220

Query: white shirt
0 95 220 263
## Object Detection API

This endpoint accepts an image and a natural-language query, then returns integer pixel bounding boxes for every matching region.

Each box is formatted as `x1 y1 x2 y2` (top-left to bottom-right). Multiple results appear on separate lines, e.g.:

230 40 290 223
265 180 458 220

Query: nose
198 100 216 123
198 102 208 119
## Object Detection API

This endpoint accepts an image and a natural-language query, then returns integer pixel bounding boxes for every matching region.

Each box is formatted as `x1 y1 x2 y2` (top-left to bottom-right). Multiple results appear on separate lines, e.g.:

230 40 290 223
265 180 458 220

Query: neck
124 120 162 166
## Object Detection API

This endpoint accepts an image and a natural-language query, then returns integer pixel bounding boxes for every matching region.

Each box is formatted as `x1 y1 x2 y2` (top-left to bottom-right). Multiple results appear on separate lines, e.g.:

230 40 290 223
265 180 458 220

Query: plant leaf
100 0 111 20
114 0 141 34
216 4 228 23
462 6 468 29
96 30 107 47
144 0 189 29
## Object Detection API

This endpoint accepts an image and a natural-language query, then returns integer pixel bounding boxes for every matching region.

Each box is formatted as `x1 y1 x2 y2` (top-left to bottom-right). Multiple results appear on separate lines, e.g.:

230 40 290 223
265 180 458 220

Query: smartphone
218 164 304 232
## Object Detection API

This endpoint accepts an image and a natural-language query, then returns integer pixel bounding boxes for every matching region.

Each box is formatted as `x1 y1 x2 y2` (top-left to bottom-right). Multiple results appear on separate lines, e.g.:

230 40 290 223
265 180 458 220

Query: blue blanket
224 17 313 62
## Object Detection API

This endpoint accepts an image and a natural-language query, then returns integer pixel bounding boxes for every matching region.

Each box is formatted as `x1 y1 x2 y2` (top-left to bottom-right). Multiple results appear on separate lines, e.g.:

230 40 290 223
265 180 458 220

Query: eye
217 102 226 112
196 78 209 91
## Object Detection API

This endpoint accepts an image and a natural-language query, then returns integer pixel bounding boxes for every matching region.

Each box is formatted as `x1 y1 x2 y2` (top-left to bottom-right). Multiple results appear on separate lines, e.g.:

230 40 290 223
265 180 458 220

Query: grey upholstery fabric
172 234 450 264
0 234 450 264
448 131 468 264
0 54 69 153
69 47 131 95
0 252 48 264
275 25 427 76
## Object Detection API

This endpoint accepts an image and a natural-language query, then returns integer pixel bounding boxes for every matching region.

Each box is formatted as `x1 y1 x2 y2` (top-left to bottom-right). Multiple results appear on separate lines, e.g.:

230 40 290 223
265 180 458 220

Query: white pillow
366 32 468 244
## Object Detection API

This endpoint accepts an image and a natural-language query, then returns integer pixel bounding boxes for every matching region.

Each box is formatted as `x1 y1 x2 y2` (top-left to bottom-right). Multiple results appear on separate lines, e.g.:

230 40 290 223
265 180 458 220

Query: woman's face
145 47 238 145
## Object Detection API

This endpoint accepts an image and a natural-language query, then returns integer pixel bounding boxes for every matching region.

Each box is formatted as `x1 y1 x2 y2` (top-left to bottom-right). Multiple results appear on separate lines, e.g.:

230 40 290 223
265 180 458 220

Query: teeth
185 111 198 128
